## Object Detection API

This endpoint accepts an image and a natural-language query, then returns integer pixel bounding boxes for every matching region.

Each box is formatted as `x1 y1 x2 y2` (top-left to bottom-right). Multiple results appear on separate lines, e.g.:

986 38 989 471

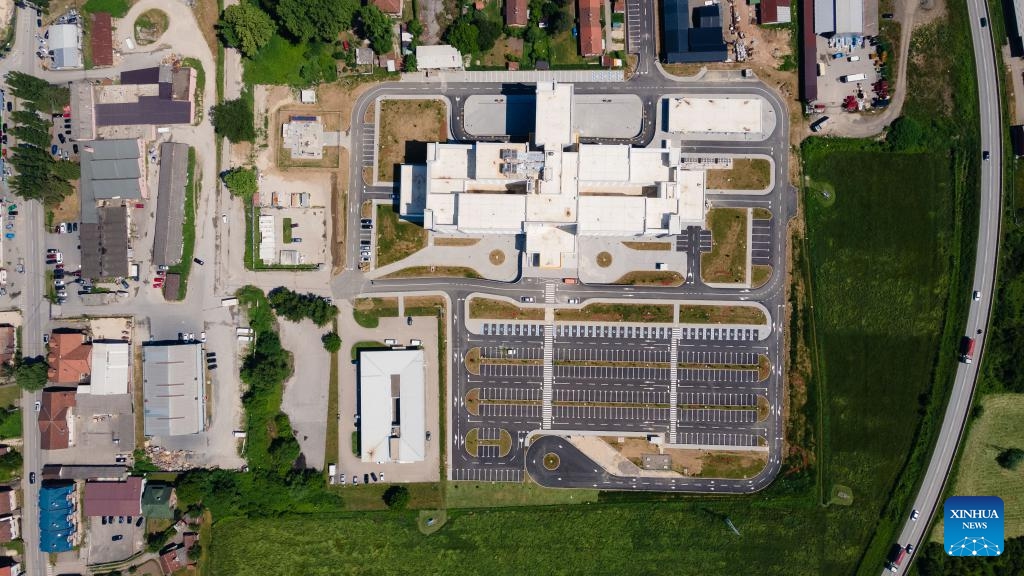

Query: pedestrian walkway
404 69 625 83
542 325 554 429
367 232 518 281
668 326 681 444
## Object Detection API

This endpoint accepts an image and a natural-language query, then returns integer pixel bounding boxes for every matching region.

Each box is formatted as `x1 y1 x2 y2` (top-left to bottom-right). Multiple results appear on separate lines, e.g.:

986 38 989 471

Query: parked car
57 133 65 144
207 363 217 371
157 265 169 271
53 279 65 288
46 248 59 254
360 224 372 230
200 331 206 343
34 401 40 411
360 218 372 225
135 517 144 527
111 535 123 542
4 101 10 112
101 516 107 525
520 296 535 303
29 472 35 484
71 222 78 232
193 258 204 265
72 144 78 154
567 297 581 304
292 238 302 243
42 333 49 344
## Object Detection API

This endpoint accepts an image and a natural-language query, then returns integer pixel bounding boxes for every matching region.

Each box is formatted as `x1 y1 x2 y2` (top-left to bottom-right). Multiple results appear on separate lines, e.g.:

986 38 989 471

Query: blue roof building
661 0 728 63
39 483 76 553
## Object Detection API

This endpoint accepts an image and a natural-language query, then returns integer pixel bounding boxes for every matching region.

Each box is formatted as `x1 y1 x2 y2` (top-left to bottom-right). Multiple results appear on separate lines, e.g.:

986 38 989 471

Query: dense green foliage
212 97 255 143
267 287 338 327
996 447 1024 470
5 72 69 113
916 537 1024 575
356 5 394 54
445 9 503 55
15 358 48 391
82 0 131 17
222 167 258 198
219 3 276 58
274 0 359 43
0 449 21 482
176 286 341 518
0 407 22 440
243 35 338 86
320 332 341 353
382 486 409 510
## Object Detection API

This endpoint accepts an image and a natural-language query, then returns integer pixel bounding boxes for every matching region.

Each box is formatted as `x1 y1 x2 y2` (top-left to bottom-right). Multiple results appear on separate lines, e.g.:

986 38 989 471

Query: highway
887 0 1003 571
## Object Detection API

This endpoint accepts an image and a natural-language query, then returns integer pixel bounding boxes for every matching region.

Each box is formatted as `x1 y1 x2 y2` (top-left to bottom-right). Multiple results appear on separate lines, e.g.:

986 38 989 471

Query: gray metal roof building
79 139 143 225
813 0 862 35
80 206 129 280
142 343 205 437
48 24 82 69
153 143 189 266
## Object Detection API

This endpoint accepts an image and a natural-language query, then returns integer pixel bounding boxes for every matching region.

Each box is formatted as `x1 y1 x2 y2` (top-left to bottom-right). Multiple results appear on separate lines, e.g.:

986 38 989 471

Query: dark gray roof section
95 98 193 127
80 140 143 225
660 0 727 63
153 143 189 266
120 67 161 84
80 206 129 280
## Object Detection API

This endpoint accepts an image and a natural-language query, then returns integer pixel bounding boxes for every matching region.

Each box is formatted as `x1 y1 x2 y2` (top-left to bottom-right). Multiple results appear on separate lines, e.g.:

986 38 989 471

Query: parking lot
481 322 546 338
679 350 759 366
679 408 758 424
555 364 670 381
553 389 668 404
85 515 143 565
555 324 672 340
479 403 542 418
552 405 670 426
556 346 671 363
678 326 762 341
679 391 757 407
815 35 882 107
751 218 772 266
678 431 762 447
263 207 328 266
678 367 759 383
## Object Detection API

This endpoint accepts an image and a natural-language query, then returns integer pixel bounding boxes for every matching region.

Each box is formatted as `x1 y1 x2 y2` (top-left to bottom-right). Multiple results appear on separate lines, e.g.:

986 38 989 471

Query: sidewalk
368 234 519 281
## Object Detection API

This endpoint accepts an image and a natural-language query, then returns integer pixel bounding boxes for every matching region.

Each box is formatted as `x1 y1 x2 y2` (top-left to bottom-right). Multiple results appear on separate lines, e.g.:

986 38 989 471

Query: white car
200 331 207 343
911 509 920 521
34 401 40 412
973 290 982 301
53 279 65 288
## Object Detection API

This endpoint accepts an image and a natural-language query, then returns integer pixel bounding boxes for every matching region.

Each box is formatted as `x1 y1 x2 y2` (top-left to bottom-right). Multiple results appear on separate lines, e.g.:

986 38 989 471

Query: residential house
47 332 92 385
578 0 603 56
38 390 77 450
505 0 529 26
372 0 403 17
0 325 15 365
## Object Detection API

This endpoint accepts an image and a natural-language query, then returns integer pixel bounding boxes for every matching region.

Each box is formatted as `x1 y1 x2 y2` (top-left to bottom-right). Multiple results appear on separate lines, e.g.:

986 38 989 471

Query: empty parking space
555 347 670 363
555 365 670 381
361 123 375 167
555 325 672 340
679 431 762 447
553 388 669 404
626 0 641 51
679 350 758 365
699 230 713 252
678 367 759 383
751 218 772 265
482 323 546 337
679 391 757 407
552 405 670 422
678 327 760 341
479 403 543 418
477 387 542 402
452 468 523 482
480 346 544 359
679 408 757 424
480 363 543 377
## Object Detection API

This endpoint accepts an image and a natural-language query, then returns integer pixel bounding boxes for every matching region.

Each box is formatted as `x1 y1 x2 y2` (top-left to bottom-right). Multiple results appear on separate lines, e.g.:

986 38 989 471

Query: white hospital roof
577 196 646 235
456 194 526 233
676 170 707 227
578 145 630 182
534 82 573 149
416 45 463 69
667 97 764 135
359 349 426 464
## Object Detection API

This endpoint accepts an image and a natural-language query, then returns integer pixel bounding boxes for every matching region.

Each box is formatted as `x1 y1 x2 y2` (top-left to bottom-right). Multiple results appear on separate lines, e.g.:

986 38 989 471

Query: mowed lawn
803 150 954 572
210 498 827 576
932 394 1024 540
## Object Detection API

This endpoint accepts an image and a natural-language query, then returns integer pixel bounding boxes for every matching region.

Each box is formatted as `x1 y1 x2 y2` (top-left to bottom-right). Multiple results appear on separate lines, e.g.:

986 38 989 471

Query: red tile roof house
0 487 17 516
158 533 198 575
505 0 528 26
0 516 18 543
577 0 603 57
83 477 144 518
372 0 403 17
47 332 92 385
90 12 114 67
38 390 77 450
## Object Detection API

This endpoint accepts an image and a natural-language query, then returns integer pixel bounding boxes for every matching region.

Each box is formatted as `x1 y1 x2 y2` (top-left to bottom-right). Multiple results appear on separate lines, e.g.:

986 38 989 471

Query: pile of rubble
144 445 196 471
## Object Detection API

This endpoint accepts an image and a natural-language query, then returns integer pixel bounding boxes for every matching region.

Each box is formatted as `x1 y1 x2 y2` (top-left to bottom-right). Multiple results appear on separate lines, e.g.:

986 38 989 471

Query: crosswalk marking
669 326 681 444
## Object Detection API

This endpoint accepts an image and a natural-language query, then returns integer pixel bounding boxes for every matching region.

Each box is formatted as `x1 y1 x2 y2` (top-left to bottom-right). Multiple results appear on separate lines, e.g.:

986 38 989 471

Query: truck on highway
840 73 867 82
960 336 976 364
885 543 908 573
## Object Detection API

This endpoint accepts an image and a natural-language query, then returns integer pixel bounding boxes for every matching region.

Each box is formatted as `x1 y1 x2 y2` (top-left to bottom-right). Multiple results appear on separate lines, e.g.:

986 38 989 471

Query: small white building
300 89 316 104
358 349 426 464
48 24 83 70
80 342 130 395
416 45 463 70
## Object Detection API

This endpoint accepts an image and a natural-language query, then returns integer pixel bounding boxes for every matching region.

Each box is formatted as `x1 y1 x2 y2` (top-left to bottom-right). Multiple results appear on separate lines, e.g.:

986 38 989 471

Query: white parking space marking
452 468 523 482
679 408 758 424
679 432 761 447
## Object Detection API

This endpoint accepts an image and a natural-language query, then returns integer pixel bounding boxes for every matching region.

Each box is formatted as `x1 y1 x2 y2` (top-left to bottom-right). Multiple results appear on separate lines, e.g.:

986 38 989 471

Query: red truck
960 336 976 364
885 544 908 573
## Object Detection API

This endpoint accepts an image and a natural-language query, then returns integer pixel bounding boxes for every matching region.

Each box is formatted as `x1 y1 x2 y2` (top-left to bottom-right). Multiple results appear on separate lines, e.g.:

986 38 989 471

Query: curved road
887 0 1002 572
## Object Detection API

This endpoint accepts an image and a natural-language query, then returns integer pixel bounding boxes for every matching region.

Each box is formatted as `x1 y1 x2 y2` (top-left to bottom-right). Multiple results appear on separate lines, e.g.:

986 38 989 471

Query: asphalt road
887 0 1003 572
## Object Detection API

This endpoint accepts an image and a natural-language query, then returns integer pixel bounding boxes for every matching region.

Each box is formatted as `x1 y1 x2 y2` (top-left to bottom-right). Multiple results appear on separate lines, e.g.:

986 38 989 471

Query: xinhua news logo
944 496 1004 557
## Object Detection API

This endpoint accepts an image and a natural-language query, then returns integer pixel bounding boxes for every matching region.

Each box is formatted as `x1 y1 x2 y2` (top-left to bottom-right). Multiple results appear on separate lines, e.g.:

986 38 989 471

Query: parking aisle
751 217 772 265
677 367 759 383
555 324 673 340
678 408 758 424
551 405 670 422
478 403 543 418
451 468 523 482
678 350 758 366
677 327 760 341
679 391 757 407
552 388 669 404
554 364 671 381
679 431 762 448
482 322 547 338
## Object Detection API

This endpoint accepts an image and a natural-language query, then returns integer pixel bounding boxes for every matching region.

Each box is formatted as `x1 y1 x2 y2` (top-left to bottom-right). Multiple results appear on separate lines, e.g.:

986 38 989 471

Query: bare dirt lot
604 437 767 478
377 99 447 182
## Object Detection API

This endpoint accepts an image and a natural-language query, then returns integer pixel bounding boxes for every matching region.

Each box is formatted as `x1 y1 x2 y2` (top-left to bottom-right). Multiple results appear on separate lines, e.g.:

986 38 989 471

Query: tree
267 288 339 327
997 447 1024 470
321 332 342 353
0 449 22 482
211 98 255 143
475 15 502 52
276 0 359 43
445 18 479 55
223 167 258 198
219 4 276 58
382 485 410 509
15 358 48 391
5 71 69 113
357 5 394 54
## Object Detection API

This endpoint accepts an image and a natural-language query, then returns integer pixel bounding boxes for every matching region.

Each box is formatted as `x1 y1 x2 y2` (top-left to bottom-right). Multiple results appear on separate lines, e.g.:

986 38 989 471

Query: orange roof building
372 0 403 16
505 0 529 26
578 0 603 56
47 332 92 385
38 390 76 450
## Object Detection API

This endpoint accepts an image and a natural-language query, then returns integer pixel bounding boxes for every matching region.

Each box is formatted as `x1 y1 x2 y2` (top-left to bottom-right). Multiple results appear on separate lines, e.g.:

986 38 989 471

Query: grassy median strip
613 271 684 286
678 304 767 325
383 266 481 279
622 241 672 251
701 207 748 284
705 158 771 190
352 297 399 328
375 204 427 267
468 297 544 321
555 303 674 323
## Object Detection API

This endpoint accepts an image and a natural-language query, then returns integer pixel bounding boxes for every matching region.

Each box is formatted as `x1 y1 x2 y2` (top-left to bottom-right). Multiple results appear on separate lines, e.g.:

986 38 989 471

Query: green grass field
931 394 1024 540
802 148 967 573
